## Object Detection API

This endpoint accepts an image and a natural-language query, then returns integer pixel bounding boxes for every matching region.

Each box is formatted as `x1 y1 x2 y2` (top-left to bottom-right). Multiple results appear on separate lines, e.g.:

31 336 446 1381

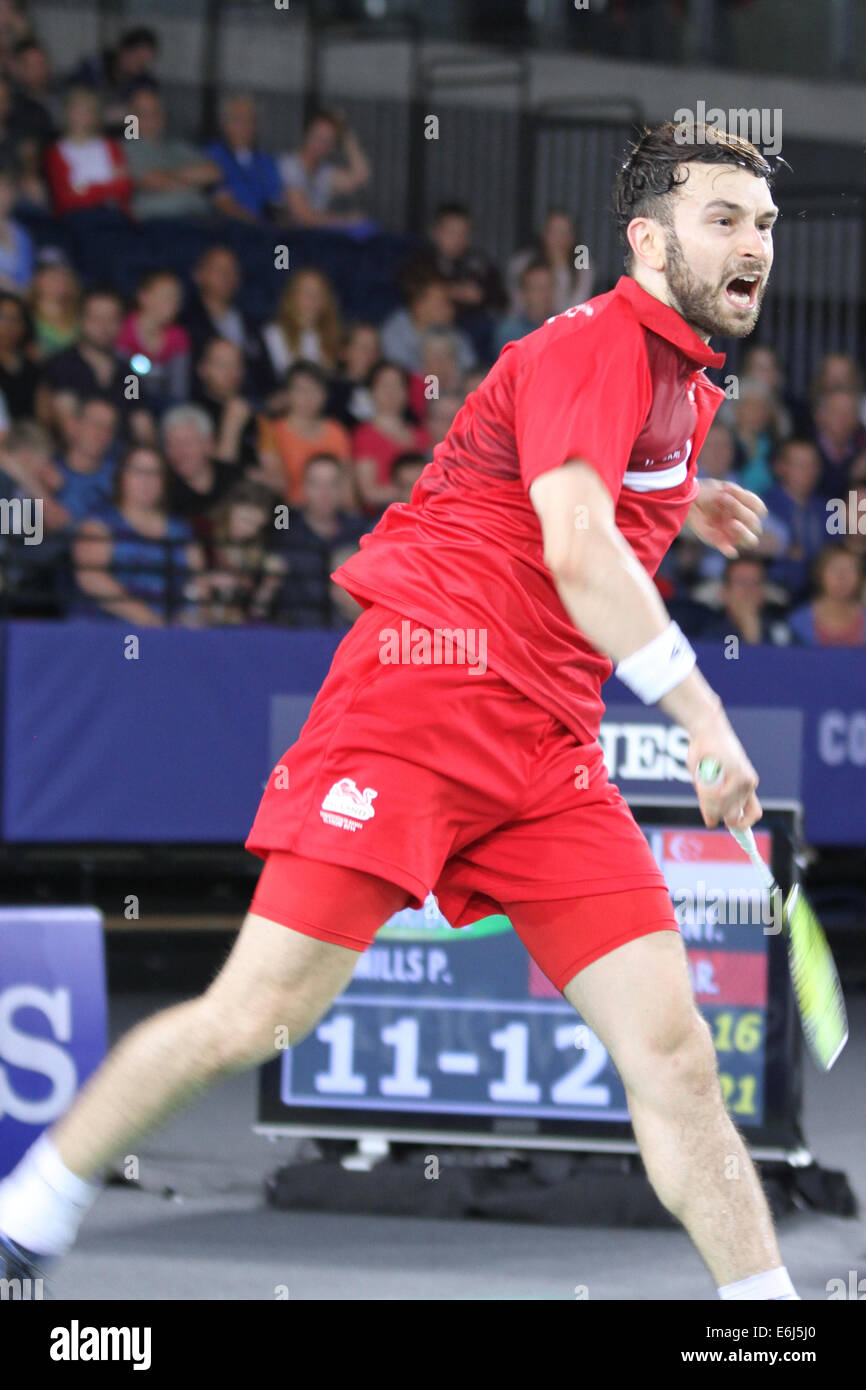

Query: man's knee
191 980 322 1076
618 1006 719 1105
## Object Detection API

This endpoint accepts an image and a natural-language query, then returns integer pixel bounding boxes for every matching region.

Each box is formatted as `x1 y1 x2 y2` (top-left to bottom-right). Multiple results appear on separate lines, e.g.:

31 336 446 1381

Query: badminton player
1 121 799 1301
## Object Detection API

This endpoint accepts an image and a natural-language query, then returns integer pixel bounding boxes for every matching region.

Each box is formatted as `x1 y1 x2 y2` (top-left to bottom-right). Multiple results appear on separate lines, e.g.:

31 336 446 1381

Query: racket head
783 884 849 1072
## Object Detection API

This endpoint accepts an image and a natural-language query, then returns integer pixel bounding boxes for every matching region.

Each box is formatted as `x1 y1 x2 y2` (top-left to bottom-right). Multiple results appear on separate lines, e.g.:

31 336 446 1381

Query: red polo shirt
332 275 726 743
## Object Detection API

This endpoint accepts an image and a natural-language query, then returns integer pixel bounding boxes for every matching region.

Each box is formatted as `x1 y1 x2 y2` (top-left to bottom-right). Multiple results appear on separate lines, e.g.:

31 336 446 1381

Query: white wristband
614 621 696 704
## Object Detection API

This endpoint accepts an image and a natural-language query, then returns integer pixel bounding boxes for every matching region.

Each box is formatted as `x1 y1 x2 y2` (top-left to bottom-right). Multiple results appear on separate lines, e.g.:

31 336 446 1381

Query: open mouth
725 273 761 308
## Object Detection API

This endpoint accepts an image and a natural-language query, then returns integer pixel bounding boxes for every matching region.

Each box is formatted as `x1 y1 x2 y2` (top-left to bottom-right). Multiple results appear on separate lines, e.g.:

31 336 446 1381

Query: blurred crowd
0 8 863 645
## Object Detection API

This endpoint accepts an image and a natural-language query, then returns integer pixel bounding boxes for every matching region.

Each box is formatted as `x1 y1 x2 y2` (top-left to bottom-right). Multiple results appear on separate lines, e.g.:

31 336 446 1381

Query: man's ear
627 217 666 274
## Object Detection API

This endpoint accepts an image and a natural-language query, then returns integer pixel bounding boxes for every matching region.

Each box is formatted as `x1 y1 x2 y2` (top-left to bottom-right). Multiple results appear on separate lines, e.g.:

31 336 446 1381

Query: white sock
718 1266 799 1300
0 1133 102 1257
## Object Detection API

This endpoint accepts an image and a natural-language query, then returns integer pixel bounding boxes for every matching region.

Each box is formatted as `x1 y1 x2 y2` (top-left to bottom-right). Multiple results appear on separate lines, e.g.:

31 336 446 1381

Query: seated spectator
45 286 130 427
45 87 132 217
329 540 364 629
0 167 32 289
763 438 828 602
727 377 777 496
205 481 286 625
810 352 866 430
206 94 281 223
381 275 476 375
400 203 507 352
280 107 371 229
258 360 351 504
125 87 219 221
328 320 381 426
426 391 463 449
0 419 66 614
72 444 205 626
55 397 119 524
261 268 342 384
162 403 239 530
8 38 60 153
812 387 866 499
0 290 46 420
493 260 556 355
411 326 464 421
507 208 593 316
69 26 160 136
272 452 368 626
390 449 426 504
182 245 265 385
687 555 793 646
30 256 81 358
351 361 429 514
789 545 865 647
740 343 807 438
116 268 190 410
192 336 259 474
841 452 866 563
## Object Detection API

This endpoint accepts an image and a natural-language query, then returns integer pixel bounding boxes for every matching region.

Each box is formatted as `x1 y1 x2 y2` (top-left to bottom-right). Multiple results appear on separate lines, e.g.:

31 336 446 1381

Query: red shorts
246 603 678 989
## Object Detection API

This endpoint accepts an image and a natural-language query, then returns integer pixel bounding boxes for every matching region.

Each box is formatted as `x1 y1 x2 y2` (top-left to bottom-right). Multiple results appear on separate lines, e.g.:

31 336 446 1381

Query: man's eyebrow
704 199 779 221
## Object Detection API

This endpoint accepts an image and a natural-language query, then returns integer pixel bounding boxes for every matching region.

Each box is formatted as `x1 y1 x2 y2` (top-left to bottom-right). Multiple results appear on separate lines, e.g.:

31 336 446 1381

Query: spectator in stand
411 326 464 423
390 449 426 504
44 286 131 427
73 444 206 626
0 167 32 289
727 377 777 496
0 291 47 420
192 336 260 476
162 404 240 533
8 38 60 152
689 555 793 646
55 397 119 523
351 361 429 515
400 203 507 359
206 94 281 223
182 245 264 385
205 480 286 626
810 352 866 430
327 320 380 427
30 256 81 358
0 419 65 614
381 275 476 376
763 438 828 602
789 545 865 647
45 87 132 217
426 390 463 449
280 108 372 230
272 452 367 626
125 87 219 221
507 208 593 316
258 360 351 505
70 26 160 137
116 268 190 411
0 2 33 76
260 268 342 385
811 387 866 499
493 260 556 355
839 454 866 565
0 420 65 532
740 343 808 438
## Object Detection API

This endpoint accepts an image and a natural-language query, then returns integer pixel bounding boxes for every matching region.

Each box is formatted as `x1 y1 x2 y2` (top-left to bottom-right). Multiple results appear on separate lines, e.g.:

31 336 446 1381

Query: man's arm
529 459 762 830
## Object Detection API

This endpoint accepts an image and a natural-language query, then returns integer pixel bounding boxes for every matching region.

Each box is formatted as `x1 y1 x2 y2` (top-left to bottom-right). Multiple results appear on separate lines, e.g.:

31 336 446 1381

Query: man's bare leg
562 930 785 1291
51 912 362 1180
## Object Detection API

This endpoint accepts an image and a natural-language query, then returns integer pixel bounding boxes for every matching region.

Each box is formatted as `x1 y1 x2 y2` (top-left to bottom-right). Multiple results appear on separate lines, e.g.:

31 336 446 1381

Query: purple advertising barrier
0 908 107 1179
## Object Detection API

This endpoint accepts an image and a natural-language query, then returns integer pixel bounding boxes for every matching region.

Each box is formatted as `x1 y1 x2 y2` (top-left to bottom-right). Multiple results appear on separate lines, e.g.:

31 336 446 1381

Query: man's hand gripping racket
695 752 848 1073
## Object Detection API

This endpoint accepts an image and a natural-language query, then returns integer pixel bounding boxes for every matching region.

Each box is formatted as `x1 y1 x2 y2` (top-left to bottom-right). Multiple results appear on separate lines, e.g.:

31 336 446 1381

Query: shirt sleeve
513 317 651 504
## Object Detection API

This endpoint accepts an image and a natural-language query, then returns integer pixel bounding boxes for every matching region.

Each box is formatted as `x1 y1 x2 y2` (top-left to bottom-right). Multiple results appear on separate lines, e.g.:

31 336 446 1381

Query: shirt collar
615 275 726 369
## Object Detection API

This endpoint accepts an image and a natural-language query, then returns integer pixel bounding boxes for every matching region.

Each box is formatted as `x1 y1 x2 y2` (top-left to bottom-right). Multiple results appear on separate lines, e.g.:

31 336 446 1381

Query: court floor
47 991 865 1301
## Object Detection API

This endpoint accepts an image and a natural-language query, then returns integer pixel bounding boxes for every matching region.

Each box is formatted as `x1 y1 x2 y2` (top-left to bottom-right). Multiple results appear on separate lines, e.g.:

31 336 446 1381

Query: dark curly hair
613 120 786 271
